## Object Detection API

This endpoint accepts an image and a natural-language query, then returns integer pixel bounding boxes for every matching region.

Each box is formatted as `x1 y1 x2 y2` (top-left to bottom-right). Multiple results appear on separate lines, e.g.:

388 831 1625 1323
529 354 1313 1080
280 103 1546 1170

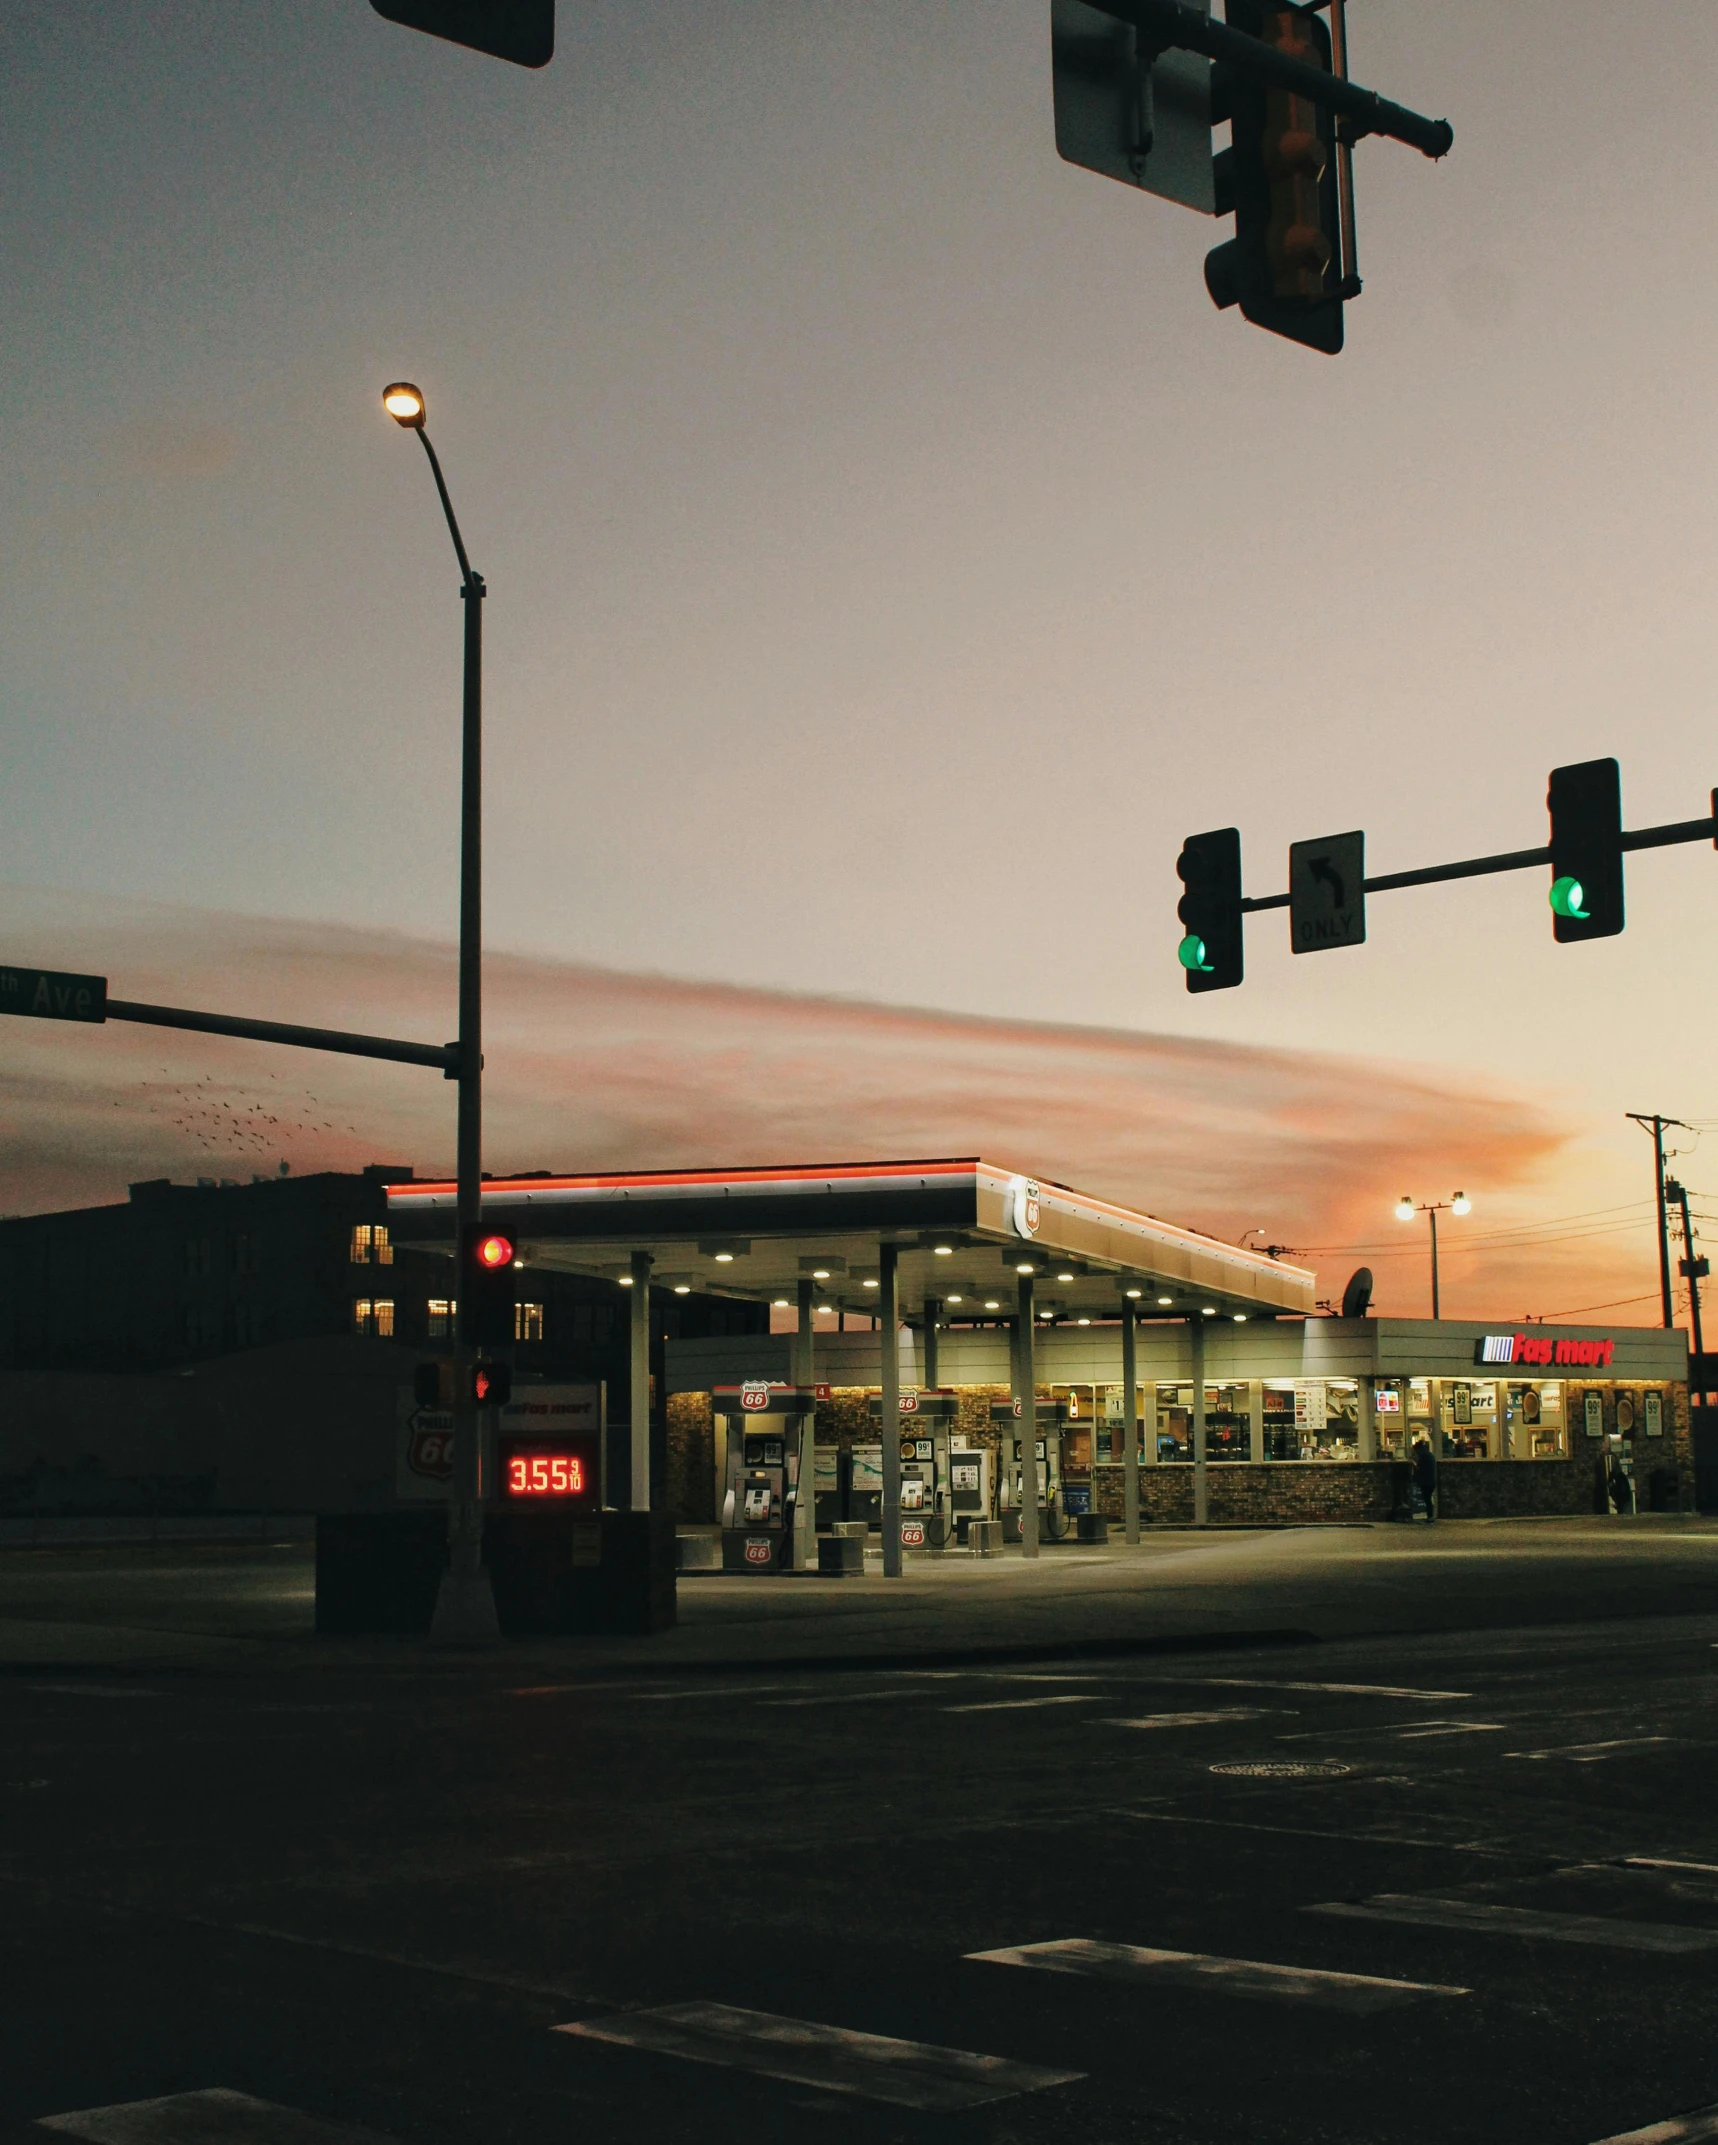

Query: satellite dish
1340 1267 1374 1319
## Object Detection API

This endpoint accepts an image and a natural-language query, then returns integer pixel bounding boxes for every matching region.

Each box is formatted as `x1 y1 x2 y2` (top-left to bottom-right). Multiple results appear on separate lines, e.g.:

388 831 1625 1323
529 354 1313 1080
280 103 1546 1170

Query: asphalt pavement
2 1519 1716 2145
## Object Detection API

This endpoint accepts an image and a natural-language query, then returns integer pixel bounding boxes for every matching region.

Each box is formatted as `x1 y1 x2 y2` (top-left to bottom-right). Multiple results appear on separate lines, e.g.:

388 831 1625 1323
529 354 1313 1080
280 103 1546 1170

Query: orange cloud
0 888 1643 1319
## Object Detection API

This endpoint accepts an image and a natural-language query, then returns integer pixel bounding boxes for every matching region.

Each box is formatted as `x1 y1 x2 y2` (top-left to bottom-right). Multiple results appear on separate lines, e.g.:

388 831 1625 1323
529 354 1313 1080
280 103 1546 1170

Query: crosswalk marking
38 2089 396 2145
557 2001 1083 2110
1589 2103 1718 2143
1307 1895 1718 1953
966 1938 1468 2012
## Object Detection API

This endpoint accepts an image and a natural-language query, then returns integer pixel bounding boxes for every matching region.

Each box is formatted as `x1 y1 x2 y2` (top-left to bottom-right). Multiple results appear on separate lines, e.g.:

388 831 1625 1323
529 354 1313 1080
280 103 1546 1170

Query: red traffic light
475 1233 514 1270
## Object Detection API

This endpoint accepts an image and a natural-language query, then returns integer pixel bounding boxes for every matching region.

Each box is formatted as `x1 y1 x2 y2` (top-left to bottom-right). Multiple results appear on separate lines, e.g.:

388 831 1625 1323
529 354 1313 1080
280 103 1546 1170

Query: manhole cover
1209 1760 1353 1780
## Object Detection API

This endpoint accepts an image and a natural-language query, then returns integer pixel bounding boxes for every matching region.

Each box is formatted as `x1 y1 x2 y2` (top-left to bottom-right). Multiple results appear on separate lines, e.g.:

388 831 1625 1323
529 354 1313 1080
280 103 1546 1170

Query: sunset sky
4 1 1717 1324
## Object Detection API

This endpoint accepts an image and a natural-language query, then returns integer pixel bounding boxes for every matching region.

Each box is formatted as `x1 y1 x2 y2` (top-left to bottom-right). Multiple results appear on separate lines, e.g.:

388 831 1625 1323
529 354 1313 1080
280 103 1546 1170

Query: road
2 1520 1716 2145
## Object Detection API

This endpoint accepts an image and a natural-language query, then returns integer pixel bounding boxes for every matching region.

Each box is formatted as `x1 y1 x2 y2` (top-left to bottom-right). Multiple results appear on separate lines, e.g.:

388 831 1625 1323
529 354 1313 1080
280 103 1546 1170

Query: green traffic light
1178 933 1213 973
1549 874 1589 920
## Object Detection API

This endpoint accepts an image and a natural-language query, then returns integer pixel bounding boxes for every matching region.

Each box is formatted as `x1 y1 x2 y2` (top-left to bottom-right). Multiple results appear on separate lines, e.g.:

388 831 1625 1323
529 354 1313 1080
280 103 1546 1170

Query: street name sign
0 966 107 1022
1289 832 1366 954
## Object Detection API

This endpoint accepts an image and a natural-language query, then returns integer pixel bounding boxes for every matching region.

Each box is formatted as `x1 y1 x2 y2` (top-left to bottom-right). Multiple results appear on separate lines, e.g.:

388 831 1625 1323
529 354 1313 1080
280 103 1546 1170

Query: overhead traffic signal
369 0 552 67
1204 2 1344 353
1176 828 1244 993
1547 758 1624 942
462 1224 518 1349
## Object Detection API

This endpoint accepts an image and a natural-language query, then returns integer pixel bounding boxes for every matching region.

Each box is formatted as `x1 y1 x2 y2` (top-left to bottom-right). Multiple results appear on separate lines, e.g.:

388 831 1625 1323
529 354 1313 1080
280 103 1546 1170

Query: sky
4 0 1717 1322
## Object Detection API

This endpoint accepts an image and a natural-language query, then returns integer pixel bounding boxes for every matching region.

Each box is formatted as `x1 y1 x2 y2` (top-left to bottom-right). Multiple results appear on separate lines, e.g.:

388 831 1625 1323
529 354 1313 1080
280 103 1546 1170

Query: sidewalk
1 1516 1714 1679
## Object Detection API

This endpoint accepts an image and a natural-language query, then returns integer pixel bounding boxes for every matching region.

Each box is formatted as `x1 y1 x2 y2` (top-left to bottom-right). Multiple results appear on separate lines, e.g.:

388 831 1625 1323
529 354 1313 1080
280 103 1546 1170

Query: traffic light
369 1 552 68
1204 2 1344 354
1176 827 1244 992
462 1224 517 1349
472 1359 512 1408
1547 758 1624 942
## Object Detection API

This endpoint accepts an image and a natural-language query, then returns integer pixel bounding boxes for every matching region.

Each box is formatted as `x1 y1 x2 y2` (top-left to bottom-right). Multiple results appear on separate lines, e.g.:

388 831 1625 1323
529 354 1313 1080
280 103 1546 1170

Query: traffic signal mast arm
1237 804 1718 914
1079 0 1453 158
105 999 459 1073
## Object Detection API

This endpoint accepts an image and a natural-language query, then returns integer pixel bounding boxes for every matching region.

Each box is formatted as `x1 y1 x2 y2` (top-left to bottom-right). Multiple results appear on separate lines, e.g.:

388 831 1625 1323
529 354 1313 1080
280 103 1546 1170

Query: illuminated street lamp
1395 1192 1471 1319
383 380 494 1644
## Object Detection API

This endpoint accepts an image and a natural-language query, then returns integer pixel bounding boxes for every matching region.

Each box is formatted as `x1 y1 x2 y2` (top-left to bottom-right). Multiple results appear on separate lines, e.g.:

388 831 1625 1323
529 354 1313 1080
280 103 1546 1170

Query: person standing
1412 1432 1438 1522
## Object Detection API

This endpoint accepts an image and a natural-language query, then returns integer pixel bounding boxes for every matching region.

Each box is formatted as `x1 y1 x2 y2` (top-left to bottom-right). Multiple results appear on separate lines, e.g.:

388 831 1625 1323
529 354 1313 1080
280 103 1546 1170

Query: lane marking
1130 1677 1471 1700
631 1685 802 1702
1625 1858 1718 1877
1506 1737 1671 1763
21 1683 162 1700
1590 2103 1718 2143
556 2001 1083 2110
1103 1710 1275 1729
943 1694 1102 1715
39 2089 396 2145
757 1690 902 1709
1397 1723 1506 1739
967 1938 1467 2011
1307 1895 1718 1953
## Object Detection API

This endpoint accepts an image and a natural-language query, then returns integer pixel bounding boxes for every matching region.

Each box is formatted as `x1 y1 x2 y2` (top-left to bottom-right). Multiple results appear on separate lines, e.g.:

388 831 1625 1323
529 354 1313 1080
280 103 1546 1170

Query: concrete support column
796 1278 817 1570
1358 1376 1378 1462
628 1250 652 1510
1121 1296 1140 1543
1247 1379 1265 1464
1191 1314 1208 1527
880 1242 901 1578
923 1298 941 1390
1018 1272 1040 1557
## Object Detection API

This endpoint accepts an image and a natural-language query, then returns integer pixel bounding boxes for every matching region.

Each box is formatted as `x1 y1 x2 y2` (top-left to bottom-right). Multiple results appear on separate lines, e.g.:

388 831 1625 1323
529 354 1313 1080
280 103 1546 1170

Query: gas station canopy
385 1158 1315 1322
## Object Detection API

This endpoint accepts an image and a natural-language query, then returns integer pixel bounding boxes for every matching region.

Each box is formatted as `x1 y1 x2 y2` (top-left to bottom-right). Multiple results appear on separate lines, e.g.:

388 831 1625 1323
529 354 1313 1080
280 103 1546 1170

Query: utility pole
1667 1176 1707 1358
1626 1113 1689 1331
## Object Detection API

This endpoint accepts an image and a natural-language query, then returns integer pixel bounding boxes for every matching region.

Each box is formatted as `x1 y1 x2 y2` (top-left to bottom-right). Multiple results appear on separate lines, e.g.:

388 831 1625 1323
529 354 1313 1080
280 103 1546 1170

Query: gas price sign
500 1436 600 1510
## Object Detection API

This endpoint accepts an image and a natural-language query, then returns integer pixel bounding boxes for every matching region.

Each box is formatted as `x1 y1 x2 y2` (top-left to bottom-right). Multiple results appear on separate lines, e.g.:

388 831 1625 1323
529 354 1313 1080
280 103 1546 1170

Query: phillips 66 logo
407 1414 454 1481
1010 1175 1041 1239
740 1379 772 1411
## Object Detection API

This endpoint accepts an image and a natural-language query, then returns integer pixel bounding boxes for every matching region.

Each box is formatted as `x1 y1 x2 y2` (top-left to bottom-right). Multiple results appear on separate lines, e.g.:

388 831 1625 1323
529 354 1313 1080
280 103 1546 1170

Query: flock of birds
123 1067 365 1166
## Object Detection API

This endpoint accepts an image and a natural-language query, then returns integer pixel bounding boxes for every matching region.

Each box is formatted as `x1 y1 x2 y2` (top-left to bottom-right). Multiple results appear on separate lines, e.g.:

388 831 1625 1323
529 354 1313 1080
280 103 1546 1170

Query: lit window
374 1224 393 1267
428 1298 454 1340
515 1301 545 1343
352 1299 372 1335
374 1299 395 1338
350 1225 373 1264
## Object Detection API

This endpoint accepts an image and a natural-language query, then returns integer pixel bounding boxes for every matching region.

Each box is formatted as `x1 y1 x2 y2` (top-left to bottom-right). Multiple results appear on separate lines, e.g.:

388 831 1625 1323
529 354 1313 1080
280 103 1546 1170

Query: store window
1277 1380 1360 1460
1262 1382 1297 1460
1441 1378 1497 1460
1504 1381 1565 1459
1374 1379 1406 1458
1093 1384 1146 1463
1153 1384 1249 1461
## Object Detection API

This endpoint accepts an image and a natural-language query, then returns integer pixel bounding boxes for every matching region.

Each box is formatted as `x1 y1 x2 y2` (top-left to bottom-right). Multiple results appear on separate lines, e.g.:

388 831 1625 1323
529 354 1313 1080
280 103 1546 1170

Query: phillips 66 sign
1010 1175 1042 1239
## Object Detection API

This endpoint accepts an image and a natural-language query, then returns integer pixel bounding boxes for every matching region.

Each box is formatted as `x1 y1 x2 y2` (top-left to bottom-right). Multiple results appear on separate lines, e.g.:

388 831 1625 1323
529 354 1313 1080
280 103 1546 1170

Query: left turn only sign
0 966 107 1022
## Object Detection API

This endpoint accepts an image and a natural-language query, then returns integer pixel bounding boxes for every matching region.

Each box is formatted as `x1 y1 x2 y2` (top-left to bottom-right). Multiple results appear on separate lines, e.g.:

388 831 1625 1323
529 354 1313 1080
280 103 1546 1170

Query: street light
1395 1192 1472 1319
384 380 495 1645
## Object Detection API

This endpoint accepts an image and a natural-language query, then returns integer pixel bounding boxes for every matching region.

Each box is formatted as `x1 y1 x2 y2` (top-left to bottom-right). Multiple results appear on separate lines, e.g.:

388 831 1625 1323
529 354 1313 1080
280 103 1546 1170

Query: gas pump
948 1442 992 1544
715 1383 819 1572
868 1388 959 1552
991 1397 1071 1542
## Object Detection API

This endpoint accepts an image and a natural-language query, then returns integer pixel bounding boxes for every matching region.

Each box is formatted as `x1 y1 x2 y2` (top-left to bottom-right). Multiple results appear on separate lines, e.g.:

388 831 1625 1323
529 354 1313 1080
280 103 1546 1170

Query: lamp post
384 381 498 1645
1395 1192 1471 1320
